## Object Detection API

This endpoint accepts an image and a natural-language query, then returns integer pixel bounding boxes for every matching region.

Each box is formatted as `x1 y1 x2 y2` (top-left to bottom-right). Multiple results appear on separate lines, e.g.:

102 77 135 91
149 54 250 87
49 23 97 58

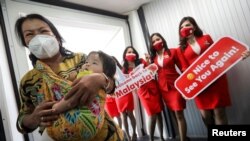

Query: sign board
175 36 249 99
115 64 158 98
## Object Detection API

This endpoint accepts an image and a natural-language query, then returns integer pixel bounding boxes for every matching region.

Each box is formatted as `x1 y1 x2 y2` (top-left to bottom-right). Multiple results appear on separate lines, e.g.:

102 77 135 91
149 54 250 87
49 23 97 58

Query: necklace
188 37 195 44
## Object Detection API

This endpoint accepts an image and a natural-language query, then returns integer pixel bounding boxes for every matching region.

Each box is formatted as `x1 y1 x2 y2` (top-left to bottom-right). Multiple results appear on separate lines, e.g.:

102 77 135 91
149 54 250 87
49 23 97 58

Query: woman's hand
22 101 58 130
144 53 151 64
64 73 106 107
242 50 250 60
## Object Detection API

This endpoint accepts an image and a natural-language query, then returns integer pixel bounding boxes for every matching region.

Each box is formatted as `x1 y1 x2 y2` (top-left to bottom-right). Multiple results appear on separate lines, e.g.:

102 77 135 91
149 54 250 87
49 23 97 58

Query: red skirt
158 72 186 111
137 80 163 116
116 92 134 113
194 74 231 109
105 96 120 118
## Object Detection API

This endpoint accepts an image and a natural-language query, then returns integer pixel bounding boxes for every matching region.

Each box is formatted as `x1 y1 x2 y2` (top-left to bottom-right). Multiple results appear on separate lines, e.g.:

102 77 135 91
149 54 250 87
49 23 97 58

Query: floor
136 135 207 141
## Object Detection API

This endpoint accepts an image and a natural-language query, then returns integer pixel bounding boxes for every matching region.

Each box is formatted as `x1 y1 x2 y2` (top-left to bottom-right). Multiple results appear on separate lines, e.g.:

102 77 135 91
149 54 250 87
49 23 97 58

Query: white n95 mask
28 34 60 59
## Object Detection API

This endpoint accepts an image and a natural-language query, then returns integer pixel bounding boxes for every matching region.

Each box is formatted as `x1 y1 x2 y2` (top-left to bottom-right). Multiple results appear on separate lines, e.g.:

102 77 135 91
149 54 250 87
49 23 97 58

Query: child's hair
87 51 116 79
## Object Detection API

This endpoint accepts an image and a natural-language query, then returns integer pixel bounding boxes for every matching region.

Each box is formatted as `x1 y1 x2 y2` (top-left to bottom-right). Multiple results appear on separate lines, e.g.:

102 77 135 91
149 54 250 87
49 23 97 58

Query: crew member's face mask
125 53 136 62
153 41 163 51
28 34 60 59
180 27 193 38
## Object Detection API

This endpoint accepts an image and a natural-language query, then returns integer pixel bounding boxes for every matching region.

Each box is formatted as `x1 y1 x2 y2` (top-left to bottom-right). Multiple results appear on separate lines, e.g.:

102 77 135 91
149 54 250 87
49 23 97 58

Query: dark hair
111 56 122 69
87 51 116 79
122 46 141 74
15 13 73 66
150 33 171 61
178 16 203 51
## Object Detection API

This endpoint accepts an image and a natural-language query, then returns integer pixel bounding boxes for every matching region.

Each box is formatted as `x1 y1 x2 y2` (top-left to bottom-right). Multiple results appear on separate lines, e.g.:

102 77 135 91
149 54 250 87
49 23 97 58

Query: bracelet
17 115 37 133
102 73 110 92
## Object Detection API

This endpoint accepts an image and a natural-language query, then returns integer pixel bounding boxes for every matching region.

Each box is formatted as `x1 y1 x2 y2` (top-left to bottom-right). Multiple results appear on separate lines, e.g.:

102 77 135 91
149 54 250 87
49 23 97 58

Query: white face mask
28 34 60 59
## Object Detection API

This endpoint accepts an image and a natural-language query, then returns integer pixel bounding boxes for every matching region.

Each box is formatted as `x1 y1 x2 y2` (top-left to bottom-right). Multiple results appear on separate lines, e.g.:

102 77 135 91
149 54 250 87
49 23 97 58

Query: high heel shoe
185 137 191 141
131 133 137 141
126 134 131 141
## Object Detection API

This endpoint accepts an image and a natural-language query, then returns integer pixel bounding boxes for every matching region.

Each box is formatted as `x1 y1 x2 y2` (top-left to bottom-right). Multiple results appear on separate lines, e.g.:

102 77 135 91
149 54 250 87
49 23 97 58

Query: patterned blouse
16 53 124 141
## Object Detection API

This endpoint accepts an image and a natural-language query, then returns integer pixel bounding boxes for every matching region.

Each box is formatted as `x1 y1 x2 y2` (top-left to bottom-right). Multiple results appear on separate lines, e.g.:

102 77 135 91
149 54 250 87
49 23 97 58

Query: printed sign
114 64 158 98
175 36 249 100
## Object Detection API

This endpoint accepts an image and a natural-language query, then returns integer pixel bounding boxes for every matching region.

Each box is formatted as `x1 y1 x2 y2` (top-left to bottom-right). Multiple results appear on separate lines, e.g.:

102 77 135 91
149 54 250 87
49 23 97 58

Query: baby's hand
52 98 73 114
52 102 60 114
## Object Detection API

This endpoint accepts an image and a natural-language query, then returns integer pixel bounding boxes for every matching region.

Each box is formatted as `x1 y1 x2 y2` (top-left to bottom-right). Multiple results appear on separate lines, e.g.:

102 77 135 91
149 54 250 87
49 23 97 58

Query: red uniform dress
105 95 120 118
177 34 231 109
137 59 163 116
154 49 187 111
116 69 134 113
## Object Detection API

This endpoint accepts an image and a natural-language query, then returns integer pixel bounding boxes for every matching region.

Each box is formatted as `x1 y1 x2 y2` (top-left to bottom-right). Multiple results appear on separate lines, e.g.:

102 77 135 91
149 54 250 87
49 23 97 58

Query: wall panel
143 0 250 137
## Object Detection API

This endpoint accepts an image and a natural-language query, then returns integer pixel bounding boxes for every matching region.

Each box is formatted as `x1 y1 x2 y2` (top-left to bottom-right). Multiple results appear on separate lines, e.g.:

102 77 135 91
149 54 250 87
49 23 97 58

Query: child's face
82 53 103 73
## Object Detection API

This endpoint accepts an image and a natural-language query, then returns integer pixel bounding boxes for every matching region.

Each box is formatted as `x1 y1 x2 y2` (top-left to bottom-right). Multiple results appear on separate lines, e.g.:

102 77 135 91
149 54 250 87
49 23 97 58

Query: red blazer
154 48 188 92
153 49 187 110
179 34 213 65
178 34 231 109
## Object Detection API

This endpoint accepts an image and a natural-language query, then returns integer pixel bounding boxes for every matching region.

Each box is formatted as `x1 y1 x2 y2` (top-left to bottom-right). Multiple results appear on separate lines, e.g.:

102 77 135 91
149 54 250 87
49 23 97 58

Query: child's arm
52 71 92 113
52 98 74 114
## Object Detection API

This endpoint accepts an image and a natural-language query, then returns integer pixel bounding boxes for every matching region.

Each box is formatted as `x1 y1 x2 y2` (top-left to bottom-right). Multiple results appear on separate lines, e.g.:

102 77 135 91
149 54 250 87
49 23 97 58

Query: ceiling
62 0 154 15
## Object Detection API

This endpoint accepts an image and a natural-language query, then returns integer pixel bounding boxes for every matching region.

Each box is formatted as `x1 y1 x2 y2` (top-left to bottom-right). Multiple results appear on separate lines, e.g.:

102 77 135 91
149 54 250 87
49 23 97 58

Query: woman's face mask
180 27 193 38
153 41 163 51
28 34 60 59
125 53 136 62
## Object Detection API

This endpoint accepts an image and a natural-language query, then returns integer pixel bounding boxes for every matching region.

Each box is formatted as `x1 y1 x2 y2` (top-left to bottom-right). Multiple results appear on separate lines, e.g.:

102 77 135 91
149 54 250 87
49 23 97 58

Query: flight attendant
105 56 123 128
104 95 122 127
117 46 164 141
149 33 189 141
177 16 233 126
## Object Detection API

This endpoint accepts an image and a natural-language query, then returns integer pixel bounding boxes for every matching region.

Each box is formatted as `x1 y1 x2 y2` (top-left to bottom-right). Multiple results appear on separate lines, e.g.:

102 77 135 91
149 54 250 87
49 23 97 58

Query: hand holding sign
175 36 249 100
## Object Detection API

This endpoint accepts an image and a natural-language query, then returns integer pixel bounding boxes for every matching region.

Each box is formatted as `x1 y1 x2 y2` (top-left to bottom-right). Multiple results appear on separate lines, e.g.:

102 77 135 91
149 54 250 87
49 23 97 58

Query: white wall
128 11 148 58
0 0 131 140
142 0 250 137
0 23 19 141
143 0 250 48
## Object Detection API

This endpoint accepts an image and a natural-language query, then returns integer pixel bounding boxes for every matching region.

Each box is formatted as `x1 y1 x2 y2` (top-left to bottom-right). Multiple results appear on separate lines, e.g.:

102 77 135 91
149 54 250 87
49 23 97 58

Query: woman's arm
175 48 189 72
17 101 58 133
